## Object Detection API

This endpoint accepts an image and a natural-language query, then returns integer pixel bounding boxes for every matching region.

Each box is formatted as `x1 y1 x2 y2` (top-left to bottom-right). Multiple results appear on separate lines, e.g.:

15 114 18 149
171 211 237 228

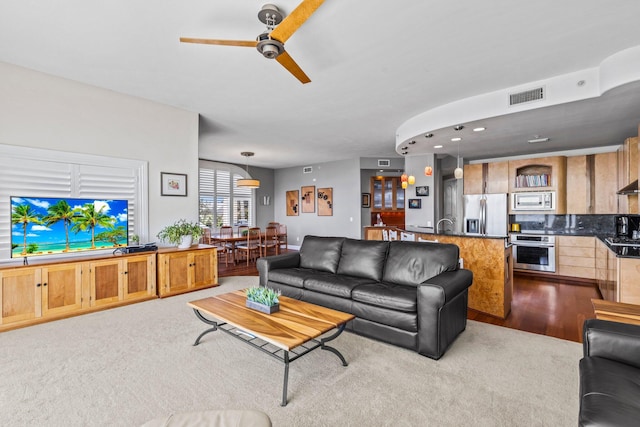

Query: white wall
0 62 199 240
404 154 436 231
274 158 361 247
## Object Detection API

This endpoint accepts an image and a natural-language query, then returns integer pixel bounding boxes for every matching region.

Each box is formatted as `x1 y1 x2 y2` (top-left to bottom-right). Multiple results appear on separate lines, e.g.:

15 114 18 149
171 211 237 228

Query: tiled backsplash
509 214 616 236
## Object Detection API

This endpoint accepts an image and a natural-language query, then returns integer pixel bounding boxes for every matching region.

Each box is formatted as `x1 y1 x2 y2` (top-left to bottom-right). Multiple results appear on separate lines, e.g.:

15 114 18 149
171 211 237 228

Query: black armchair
579 319 640 426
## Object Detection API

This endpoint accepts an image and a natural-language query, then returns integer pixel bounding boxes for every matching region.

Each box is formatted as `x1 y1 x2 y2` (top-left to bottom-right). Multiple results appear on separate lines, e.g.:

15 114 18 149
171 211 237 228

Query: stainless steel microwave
511 191 555 211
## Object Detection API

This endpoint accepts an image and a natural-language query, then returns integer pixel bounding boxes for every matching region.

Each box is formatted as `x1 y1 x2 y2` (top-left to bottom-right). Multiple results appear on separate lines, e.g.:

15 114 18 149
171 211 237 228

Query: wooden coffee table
188 290 355 406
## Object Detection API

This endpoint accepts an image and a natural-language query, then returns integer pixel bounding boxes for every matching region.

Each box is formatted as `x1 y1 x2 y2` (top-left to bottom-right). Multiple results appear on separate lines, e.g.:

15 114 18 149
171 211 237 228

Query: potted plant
157 219 203 249
245 286 281 314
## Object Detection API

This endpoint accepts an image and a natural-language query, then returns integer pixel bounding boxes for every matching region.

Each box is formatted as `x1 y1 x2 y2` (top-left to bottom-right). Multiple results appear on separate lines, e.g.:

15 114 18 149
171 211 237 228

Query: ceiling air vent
303 166 313 174
509 86 545 106
378 159 390 167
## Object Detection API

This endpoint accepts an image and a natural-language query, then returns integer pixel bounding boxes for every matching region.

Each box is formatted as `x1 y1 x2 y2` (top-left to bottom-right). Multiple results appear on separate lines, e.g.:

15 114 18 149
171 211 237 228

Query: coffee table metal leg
320 323 349 366
282 351 290 407
192 309 219 346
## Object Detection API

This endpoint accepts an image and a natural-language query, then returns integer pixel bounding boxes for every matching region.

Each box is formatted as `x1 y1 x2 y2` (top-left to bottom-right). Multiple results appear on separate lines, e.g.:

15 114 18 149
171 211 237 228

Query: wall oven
510 234 556 272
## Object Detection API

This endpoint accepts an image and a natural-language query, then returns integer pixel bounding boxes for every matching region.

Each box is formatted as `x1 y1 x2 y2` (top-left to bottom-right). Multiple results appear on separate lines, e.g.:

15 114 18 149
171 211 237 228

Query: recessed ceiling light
434 145 443 149
453 125 464 131
401 146 408 150
424 133 434 138
473 127 486 132
408 140 416 145
451 137 462 142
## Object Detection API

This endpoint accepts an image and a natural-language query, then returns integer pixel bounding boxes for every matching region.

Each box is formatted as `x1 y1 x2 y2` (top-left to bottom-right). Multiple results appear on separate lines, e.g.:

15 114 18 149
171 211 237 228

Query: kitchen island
364 227 512 318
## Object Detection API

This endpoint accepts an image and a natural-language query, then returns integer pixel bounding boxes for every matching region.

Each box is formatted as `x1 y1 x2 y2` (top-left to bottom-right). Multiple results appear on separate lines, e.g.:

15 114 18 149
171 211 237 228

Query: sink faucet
436 218 454 234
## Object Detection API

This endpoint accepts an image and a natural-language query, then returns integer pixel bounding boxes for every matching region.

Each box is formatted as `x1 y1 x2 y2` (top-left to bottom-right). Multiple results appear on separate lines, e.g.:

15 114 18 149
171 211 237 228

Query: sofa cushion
382 241 459 287
579 356 640 426
299 236 345 274
351 282 417 312
268 268 317 289
337 239 389 281
304 273 377 298
351 301 418 332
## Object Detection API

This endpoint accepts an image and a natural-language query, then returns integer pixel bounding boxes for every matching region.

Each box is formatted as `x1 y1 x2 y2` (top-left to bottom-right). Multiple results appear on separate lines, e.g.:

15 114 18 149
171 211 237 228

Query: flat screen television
10 196 128 259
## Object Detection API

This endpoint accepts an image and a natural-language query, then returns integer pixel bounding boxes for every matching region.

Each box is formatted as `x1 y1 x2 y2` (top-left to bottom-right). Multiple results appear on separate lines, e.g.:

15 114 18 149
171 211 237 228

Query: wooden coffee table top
188 291 355 351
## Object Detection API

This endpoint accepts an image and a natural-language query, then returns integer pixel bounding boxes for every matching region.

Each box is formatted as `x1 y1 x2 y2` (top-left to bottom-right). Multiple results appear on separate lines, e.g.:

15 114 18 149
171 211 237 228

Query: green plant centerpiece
156 219 203 249
245 286 281 314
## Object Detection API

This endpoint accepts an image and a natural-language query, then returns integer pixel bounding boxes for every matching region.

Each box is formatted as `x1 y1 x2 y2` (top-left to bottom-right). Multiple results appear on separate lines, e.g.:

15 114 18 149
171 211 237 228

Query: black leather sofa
256 235 473 359
579 319 640 426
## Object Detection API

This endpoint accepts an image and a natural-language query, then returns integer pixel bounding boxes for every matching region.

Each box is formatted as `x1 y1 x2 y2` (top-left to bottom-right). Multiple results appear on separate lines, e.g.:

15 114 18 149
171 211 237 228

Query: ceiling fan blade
270 0 325 43
179 37 257 47
276 51 311 84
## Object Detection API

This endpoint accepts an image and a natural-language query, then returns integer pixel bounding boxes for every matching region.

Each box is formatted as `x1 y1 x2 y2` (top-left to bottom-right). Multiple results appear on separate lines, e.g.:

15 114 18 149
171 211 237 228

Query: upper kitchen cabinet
566 152 619 214
618 136 638 214
508 156 566 214
463 161 509 195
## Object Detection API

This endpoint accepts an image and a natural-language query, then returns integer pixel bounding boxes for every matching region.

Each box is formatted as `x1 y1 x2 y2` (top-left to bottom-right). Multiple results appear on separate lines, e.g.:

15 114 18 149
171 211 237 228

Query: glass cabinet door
384 179 393 209
372 178 383 209
396 179 405 209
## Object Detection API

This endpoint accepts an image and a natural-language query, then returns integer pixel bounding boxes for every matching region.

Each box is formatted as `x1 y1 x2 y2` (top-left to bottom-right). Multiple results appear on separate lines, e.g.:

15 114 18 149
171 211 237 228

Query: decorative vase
178 235 193 249
246 299 280 314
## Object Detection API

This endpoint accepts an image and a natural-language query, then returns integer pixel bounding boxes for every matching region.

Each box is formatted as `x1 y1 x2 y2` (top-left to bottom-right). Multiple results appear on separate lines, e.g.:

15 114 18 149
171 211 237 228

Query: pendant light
237 151 261 188
454 141 464 179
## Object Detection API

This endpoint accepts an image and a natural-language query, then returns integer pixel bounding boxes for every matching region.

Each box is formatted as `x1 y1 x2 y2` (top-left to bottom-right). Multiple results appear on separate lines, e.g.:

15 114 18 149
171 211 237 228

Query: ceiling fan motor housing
256 32 284 59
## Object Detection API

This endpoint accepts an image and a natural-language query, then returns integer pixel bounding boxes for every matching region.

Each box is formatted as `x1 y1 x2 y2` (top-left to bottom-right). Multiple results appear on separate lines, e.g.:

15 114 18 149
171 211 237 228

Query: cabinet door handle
36 283 41 287
43 282 47 287
124 271 128 275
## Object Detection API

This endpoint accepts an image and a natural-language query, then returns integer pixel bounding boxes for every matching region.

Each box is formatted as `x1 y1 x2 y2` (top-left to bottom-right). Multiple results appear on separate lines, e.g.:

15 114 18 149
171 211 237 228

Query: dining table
211 230 284 264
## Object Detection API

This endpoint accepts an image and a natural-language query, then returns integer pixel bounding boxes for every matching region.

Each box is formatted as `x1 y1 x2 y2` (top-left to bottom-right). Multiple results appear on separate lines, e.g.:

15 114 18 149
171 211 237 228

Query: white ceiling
2 1 640 169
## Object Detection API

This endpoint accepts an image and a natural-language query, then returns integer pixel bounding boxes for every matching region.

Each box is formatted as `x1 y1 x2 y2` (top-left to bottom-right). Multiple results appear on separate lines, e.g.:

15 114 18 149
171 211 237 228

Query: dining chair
388 229 398 240
200 227 212 244
236 227 261 266
277 224 287 251
218 226 235 264
382 229 389 241
237 225 249 237
259 225 279 257
401 231 416 241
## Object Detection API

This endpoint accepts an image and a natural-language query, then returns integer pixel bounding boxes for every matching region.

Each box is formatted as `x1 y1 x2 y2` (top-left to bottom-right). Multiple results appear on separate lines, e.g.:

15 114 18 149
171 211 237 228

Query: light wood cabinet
157 246 218 298
0 252 157 331
618 136 638 214
0 263 84 326
566 152 618 214
463 162 508 195
619 257 640 305
557 236 595 279
508 156 566 214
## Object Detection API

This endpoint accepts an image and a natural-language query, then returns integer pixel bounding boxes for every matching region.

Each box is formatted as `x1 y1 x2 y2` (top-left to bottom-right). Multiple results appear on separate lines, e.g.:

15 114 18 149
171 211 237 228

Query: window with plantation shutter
198 161 255 227
0 144 148 264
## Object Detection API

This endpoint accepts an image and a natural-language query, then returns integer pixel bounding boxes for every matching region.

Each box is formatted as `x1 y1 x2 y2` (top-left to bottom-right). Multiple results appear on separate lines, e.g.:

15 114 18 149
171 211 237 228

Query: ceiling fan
180 1 324 84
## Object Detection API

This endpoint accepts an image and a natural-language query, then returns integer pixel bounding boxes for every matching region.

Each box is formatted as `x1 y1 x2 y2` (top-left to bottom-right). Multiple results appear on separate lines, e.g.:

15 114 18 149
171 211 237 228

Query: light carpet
0 276 582 426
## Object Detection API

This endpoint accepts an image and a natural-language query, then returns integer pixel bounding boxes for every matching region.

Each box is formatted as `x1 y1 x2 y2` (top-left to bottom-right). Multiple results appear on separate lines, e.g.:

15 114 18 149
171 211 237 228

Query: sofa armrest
257 252 301 287
421 269 473 303
583 318 640 369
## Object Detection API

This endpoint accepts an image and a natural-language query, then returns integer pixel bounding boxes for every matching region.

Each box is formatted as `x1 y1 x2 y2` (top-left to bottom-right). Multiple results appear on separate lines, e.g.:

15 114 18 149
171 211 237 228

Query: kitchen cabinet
508 156 566 214
566 152 618 214
618 136 638 214
371 176 404 211
157 246 218 298
619 257 640 304
464 162 508 195
0 252 156 331
557 236 595 279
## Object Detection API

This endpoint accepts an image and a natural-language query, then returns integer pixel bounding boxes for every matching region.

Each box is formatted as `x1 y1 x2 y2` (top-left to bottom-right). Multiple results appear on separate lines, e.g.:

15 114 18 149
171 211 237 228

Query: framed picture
317 187 333 216
416 186 429 197
408 199 421 209
361 193 371 208
301 185 316 213
286 190 299 216
161 172 187 196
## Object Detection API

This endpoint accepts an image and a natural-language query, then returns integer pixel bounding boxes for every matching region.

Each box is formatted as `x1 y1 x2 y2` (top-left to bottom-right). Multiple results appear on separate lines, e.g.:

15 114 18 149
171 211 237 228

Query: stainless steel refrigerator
463 193 508 236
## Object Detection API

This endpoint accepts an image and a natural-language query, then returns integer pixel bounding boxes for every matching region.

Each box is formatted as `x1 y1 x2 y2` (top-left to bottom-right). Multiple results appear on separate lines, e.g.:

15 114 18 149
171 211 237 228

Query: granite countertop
596 236 640 259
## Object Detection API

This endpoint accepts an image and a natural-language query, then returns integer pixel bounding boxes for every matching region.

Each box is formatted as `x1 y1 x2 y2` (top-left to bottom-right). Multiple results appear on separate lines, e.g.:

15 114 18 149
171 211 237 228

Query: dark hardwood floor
218 251 600 343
